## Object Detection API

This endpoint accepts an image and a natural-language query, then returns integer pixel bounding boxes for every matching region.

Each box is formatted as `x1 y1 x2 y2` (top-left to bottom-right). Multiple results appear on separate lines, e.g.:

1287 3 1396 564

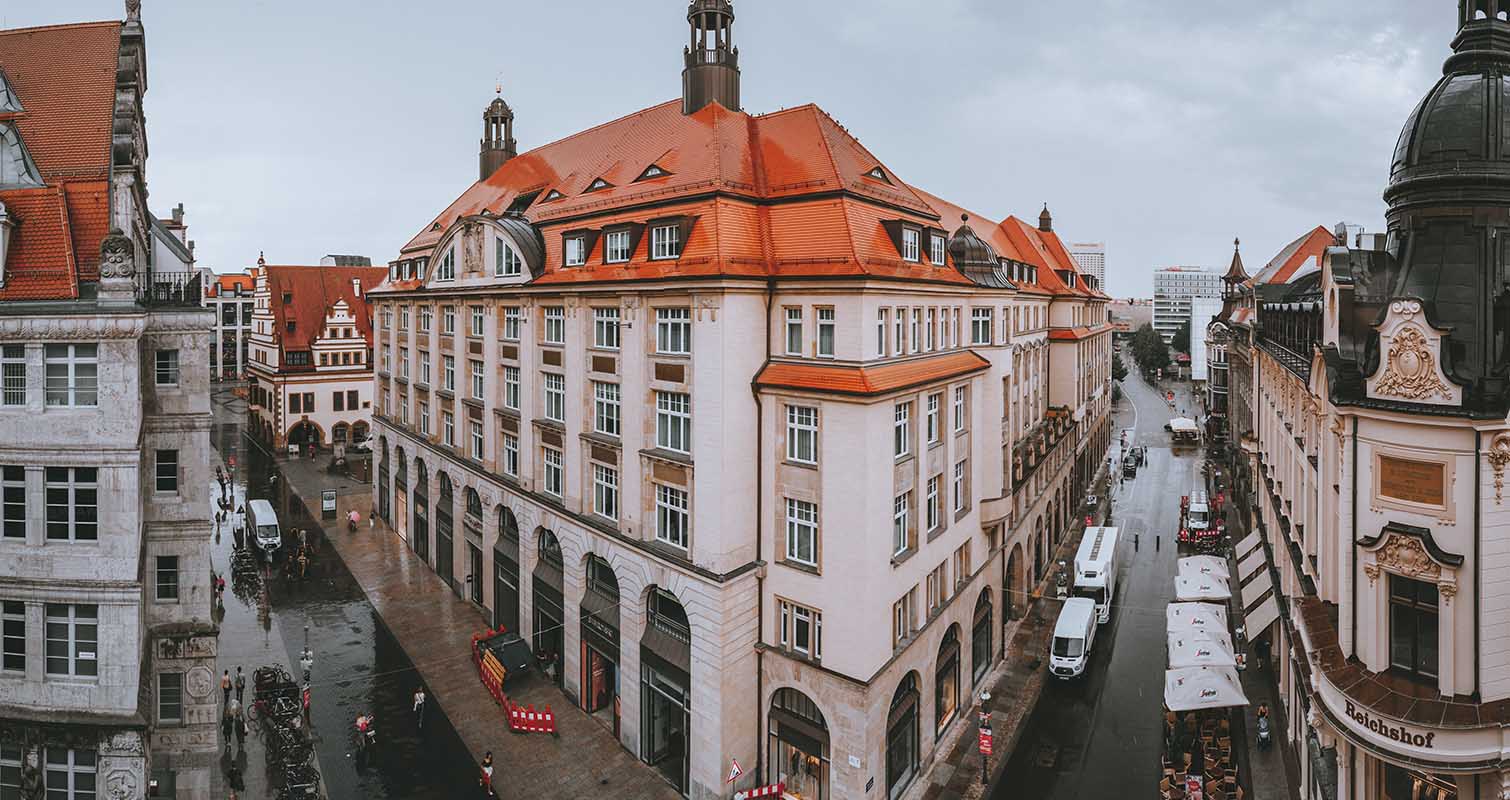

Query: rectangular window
470 306 485 337
2 466 24 539
442 305 456 335
927 563 947 612
971 308 992 345
604 230 632 263
503 366 521 410
381 346 391 374
655 484 689 548
901 228 920 262
470 359 484 399
876 309 888 358
931 234 947 265
952 308 962 349
593 308 621 350
650 224 681 260
158 672 183 724
910 308 921 353
398 350 410 380
893 310 905 356
542 447 563 497
778 600 823 659
1389 574 1439 680
155 555 179 601
1 345 24 406
154 350 179 386
565 236 587 266
925 309 935 351
348 390 359 411
785 405 818 464
496 238 522 277
893 492 910 556
398 396 408 425
503 307 521 341
45 468 97 541
543 307 565 345
419 402 430 435
470 421 484 460
592 464 619 520
2 601 24 672
442 411 455 446
593 382 621 436
893 591 914 645
953 386 967 433
784 308 803 355
44 604 97 677
655 391 691 453
419 306 432 332
333 391 345 412
954 541 972 586
817 308 835 358
656 308 691 354
926 393 940 444
894 402 911 458
45 748 97 799
399 307 410 331
502 433 519 477
442 355 455 391
784 499 818 566
954 459 968 512
44 344 98 407
926 475 941 531
544 373 566 422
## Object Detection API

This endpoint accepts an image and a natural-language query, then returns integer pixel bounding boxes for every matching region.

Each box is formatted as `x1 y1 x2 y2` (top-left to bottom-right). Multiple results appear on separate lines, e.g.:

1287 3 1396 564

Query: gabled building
369 3 1112 799
202 271 255 380
246 260 384 452
0 5 217 797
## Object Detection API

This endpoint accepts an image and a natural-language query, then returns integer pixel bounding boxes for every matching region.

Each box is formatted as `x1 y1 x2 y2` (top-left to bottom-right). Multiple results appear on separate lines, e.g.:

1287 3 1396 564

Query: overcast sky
6 0 1452 297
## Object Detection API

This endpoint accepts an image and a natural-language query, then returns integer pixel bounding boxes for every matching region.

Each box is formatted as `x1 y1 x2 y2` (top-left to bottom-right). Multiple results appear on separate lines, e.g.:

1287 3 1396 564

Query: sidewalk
270 453 683 800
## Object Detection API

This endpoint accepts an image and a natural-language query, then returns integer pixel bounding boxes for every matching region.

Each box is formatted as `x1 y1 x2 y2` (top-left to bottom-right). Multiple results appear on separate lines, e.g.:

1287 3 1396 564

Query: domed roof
1385 6 1510 212
947 216 1014 288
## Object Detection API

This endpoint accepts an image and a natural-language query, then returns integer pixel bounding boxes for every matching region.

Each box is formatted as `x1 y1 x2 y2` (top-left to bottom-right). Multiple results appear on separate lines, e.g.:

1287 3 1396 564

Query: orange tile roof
207 272 256 296
0 186 76 300
753 351 990 397
0 22 120 182
1252 225 1335 286
1048 323 1113 341
263 265 387 355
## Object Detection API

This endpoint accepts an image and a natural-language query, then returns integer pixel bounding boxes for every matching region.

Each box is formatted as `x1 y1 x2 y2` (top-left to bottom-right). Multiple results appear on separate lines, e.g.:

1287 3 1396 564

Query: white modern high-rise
1152 266 1223 343
1069 242 1105 287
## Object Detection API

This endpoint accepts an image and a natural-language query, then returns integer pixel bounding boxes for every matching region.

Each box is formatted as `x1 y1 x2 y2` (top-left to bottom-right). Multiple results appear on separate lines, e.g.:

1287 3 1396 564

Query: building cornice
0 314 146 341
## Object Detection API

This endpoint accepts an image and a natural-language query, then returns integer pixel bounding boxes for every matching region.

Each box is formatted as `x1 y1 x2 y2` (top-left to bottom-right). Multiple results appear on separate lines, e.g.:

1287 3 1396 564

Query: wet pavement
996 368 1194 797
209 388 482 799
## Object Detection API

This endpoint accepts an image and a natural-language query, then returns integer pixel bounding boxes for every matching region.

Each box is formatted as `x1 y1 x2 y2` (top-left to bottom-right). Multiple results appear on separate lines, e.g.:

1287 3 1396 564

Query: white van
246 499 282 557
1049 598 1098 679
1187 491 1210 532
1073 526 1121 625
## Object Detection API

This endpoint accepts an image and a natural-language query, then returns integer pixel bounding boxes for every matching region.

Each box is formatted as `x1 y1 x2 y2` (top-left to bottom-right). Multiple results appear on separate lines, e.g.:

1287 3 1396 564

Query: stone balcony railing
136 269 203 307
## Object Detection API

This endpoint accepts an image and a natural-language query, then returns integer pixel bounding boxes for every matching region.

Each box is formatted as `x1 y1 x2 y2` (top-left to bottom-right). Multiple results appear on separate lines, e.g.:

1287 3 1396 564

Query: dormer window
636 164 670 181
0 123 43 188
604 230 632 264
435 248 456 281
0 69 22 112
651 224 680 260
930 234 946 266
565 236 587 267
901 228 921 263
495 237 522 277
543 189 565 202
584 178 612 193
866 166 892 184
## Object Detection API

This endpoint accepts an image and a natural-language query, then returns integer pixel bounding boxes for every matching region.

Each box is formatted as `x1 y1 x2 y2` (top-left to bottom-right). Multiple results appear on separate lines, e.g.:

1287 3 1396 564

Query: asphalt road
995 368 1200 798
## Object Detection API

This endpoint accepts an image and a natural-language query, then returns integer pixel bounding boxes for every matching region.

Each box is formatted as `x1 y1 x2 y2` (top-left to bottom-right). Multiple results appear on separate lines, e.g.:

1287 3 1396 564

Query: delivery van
1049 598 1098 679
1187 491 1210 532
247 499 282 558
1073 526 1121 624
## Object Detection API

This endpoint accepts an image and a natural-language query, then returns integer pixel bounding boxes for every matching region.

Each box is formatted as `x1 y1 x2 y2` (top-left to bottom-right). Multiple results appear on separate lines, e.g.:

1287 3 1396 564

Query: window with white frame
381 346 391 374
158 672 183 724
953 386 967 432
44 603 97 677
470 421 484 460
930 233 946 265
3 600 25 671
938 306 948 349
418 351 431 385
893 310 904 356
436 248 456 280
786 405 817 464
901 228 920 262
876 309 888 358
971 308 992 345
419 306 433 332
44 748 97 799
592 464 619 520
655 484 689 548
439 305 454 334
470 360 484 399
564 236 586 266
954 459 968 512
927 562 947 612
784 308 803 355
894 402 911 458
926 475 941 531
593 308 620 350
650 224 680 260
543 307 565 345
154 350 179 386
925 309 935 351
893 591 914 645
892 492 910 556
44 344 98 407
784 498 818 566
951 307 962 348
954 541 972 586
442 355 455 391
656 308 691 354
2 466 25 539
502 433 519 477
419 401 430 435
502 306 521 341
154 450 178 493
496 238 523 277
1 345 24 406
398 395 408 425
655 391 691 453
45 467 97 541
593 382 621 436
542 446 563 496
926 393 940 444
544 373 566 422
155 555 179 601
442 411 455 446
817 308 835 358
381 307 393 331
399 306 411 331
910 308 921 353
399 350 410 380
604 230 631 263
778 600 822 659
503 366 520 410
470 306 484 337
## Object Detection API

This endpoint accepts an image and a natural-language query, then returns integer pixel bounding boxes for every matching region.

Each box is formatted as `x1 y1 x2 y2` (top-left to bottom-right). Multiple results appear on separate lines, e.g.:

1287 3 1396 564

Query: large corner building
369 3 1113 799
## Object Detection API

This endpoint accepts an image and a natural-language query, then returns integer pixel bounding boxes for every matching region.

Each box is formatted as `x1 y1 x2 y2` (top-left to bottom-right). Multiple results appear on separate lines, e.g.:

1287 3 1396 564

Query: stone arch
934 624 961 736
351 420 370 443
767 686 831 796
287 419 324 448
492 503 522 633
1005 542 1024 619
435 471 456 588
971 588 994 683
412 457 430 562
886 671 921 797
331 421 350 445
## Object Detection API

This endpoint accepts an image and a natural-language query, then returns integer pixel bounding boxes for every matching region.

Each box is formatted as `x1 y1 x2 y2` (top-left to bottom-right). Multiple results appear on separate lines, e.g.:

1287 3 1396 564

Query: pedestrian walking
234 667 246 704
234 716 247 751
220 670 231 706
479 751 495 797
221 711 234 753
413 686 426 729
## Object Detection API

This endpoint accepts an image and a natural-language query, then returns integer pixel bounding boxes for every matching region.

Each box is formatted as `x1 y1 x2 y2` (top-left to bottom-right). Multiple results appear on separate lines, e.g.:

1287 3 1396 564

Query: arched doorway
436 472 456 591
463 487 483 603
935 625 961 737
886 672 920 798
377 437 390 523
972 589 993 684
288 420 321 451
532 528 565 687
393 449 408 541
641 587 691 796
1032 516 1044 583
1004 543 1024 621
580 554 621 736
768 688 829 799
492 506 520 633
332 421 350 445
412 459 429 562
351 420 370 444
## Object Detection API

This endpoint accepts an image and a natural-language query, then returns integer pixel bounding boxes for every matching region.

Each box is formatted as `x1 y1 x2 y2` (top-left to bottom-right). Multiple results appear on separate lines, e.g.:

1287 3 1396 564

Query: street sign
321 490 336 519
726 758 743 784
978 729 993 756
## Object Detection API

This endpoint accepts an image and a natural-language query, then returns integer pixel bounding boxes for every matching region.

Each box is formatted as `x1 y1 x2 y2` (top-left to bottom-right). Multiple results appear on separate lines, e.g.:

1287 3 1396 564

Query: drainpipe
751 277 776 783
1474 430 1481 696
1349 416 1358 659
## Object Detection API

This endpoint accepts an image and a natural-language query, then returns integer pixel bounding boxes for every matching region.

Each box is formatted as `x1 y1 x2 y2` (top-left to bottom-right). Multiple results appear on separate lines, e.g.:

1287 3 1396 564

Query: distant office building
1152 266 1223 344
1109 298 1152 338
203 271 256 380
1069 242 1105 287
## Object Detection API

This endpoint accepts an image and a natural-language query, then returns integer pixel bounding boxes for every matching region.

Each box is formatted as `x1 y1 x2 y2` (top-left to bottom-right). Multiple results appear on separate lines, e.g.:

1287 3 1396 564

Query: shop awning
1175 575 1232 602
1164 666 1250 711
1240 556 1275 609
1235 531 1261 560
1244 594 1280 638
1167 627 1237 668
1239 539 1280 636
1178 556 1230 581
1166 602 1228 634
1238 544 1266 582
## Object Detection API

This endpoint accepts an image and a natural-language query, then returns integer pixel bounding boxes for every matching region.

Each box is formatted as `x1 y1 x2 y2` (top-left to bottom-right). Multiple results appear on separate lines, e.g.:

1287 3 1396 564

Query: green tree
1172 321 1192 353
1112 351 1128 382
1130 323 1170 375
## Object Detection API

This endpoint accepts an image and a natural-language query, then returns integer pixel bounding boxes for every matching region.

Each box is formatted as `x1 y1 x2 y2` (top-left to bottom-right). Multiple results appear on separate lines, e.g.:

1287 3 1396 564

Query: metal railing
136 270 203 307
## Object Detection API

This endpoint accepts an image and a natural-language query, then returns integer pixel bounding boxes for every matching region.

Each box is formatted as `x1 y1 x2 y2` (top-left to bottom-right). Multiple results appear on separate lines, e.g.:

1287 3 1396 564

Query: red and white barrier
734 783 784 800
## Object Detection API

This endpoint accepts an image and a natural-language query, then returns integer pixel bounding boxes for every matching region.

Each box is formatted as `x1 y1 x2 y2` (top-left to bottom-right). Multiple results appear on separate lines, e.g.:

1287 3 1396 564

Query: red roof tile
0 186 77 300
0 21 119 182
63 180 109 281
1048 323 1112 341
1252 225 1334 286
263 265 387 354
207 273 256 296
753 351 990 397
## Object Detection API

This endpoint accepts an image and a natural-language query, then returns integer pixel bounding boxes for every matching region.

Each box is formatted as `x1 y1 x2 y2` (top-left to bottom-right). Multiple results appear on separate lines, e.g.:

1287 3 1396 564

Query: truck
1072 526 1121 624
1186 491 1210 532
1049 598 1099 679
246 498 282 559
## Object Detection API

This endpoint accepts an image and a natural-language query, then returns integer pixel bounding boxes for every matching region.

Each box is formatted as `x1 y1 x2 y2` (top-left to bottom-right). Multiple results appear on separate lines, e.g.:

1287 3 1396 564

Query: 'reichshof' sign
1345 701 1436 749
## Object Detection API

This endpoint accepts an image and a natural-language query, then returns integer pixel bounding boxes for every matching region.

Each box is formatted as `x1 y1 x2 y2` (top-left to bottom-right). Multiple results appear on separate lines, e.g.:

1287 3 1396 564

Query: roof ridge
751 102 820 120
523 99 683 166
0 20 121 37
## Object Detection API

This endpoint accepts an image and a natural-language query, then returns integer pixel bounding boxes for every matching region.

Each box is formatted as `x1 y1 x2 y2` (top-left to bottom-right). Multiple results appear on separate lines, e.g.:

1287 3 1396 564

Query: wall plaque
1378 455 1444 507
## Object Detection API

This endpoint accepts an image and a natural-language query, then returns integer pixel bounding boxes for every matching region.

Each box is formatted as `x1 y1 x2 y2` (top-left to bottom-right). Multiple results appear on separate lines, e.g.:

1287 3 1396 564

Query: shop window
1389 574 1439 681
768 688 829 800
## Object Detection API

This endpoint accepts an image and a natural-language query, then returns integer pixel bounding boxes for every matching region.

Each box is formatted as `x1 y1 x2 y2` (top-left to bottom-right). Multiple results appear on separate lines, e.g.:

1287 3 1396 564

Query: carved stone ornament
185 665 214 698
461 221 484 275
1367 532 1458 603
97 230 136 279
105 731 144 757
1488 434 1510 504
0 315 144 341
1375 326 1451 401
105 770 137 800
1329 415 1346 462
693 294 721 322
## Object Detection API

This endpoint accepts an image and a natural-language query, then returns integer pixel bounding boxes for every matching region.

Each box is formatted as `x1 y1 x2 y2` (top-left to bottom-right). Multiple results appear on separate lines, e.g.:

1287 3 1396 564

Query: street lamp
978 691 993 786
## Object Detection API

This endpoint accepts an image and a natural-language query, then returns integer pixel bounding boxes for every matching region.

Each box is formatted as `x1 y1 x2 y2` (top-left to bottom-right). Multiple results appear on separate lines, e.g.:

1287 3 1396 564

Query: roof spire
257 251 265 268
1038 204 1053 233
682 0 740 115
1223 237 1248 284
480 82 517 181
125 0 141 21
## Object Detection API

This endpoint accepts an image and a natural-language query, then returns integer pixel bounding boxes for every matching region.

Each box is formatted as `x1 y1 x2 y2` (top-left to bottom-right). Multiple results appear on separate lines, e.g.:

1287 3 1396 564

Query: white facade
1152 266 1223 343
1188 296 1222 384
1069 242 1105 288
